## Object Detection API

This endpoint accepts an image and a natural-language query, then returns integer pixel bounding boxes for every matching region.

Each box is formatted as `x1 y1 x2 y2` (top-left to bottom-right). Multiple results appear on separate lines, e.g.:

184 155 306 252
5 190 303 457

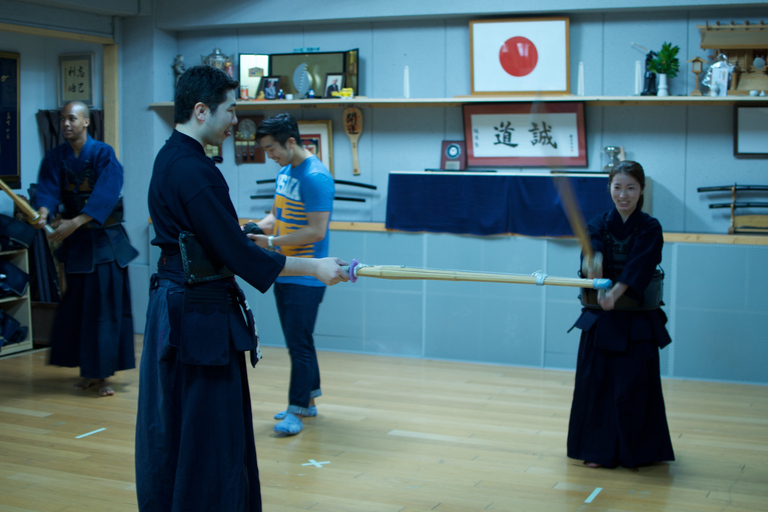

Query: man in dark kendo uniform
35 100 137 397
134 65 349 512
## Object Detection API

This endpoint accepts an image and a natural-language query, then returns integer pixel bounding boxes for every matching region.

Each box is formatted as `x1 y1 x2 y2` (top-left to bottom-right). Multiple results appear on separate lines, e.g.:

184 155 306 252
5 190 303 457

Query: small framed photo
58 53 94 107
259 76 281 100
463 102 587 167
298 120 334 176
734 104 768 158
470 17 570 95
323 73 344 98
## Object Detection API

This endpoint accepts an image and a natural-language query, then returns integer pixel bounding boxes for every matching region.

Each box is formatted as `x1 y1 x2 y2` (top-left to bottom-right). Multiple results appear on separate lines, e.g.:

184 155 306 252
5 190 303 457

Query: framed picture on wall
734 104 768 158
0 51 20 188
298 120 334 176
469 17 570 95
234 115 265 165
463 102 586 167
58 53 94 107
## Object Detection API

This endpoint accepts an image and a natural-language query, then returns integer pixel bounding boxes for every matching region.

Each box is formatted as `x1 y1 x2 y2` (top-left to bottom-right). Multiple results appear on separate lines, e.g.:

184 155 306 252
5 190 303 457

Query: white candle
635 60 642 95
404 65 410 99
577 61 585 96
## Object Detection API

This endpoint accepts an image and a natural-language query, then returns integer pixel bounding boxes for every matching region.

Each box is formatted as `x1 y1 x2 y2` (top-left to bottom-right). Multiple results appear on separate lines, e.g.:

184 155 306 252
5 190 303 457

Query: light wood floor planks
0 336 767 511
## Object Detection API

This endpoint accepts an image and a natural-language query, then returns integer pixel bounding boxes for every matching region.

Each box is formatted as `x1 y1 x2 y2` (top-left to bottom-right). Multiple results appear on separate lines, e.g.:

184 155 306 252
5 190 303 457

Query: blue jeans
274 282 325 415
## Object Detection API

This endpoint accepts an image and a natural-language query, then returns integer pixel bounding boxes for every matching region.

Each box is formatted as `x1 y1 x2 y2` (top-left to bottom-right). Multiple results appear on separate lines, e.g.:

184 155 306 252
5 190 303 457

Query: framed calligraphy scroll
0 51 20 187
734 104 768 158
463 102 587 167
470 17 569 95
58 53 94 107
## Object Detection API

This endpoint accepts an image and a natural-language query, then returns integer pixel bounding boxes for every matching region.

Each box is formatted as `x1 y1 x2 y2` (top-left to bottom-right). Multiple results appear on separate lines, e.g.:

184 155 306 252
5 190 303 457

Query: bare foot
98 380 114 397
585 462 602 468
74 378 98 391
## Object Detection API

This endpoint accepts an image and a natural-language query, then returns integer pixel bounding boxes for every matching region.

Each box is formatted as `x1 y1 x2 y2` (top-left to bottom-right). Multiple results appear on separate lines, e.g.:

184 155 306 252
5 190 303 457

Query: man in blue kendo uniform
249 113 334 436
135 65 348 512
35 100 137 397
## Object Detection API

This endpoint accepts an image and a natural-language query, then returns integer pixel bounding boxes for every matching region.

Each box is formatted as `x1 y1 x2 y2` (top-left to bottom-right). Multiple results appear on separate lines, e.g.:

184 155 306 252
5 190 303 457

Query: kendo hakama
47 226 137 378
135 257 268 512
567 209 675 468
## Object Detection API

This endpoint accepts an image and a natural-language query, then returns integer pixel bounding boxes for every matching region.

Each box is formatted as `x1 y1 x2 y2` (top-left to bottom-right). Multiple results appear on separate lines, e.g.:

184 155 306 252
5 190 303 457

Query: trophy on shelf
603 146 621 173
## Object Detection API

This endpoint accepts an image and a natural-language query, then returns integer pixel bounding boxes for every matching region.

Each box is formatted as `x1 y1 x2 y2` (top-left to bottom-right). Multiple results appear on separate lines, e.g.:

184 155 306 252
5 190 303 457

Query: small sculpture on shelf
172 54 186 87
603 146 622 173
639 47 658 96
201 47 233 74
697 20 768 96
687 57 707 96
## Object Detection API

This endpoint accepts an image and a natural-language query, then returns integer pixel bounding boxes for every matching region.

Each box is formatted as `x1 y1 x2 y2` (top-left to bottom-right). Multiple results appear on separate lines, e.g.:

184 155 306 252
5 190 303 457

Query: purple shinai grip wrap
349 259 359 283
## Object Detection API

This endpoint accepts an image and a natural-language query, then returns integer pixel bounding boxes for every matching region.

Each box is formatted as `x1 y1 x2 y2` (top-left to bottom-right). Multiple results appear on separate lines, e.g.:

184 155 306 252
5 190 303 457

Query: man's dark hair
174 65 238 124
255 113 301 147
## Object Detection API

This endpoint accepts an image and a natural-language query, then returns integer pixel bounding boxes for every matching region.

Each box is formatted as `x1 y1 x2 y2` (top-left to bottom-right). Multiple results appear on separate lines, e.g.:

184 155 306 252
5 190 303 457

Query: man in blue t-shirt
252 113 335 435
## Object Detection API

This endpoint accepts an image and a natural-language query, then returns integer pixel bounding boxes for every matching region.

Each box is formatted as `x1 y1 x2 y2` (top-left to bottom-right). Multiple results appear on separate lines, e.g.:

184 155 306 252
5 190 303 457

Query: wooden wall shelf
150 95 768 111
326 221 768 245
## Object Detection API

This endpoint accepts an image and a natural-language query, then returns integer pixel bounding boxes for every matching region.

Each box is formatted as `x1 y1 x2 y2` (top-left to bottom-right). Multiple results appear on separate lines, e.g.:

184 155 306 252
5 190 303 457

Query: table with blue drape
385 172 614 237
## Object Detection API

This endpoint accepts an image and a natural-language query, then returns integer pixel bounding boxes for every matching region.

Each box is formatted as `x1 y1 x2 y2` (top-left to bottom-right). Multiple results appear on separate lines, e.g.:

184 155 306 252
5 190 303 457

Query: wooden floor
0 337 767 512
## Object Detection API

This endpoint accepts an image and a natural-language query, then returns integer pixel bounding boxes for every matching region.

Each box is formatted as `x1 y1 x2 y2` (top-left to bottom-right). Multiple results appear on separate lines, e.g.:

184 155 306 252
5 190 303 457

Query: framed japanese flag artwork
470 17 570 95
463 102 586 167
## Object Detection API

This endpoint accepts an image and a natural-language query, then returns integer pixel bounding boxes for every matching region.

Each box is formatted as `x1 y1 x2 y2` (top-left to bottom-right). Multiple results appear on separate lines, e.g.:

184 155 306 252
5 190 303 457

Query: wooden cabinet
0 249 33 356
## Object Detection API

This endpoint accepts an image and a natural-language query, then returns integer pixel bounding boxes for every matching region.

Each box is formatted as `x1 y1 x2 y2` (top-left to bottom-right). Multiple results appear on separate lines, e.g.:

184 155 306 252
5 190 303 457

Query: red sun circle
499 36 538 77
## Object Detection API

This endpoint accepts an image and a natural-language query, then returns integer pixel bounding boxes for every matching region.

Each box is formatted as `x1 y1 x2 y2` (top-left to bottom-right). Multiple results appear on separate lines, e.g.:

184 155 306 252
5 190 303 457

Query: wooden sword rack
698 184 768 235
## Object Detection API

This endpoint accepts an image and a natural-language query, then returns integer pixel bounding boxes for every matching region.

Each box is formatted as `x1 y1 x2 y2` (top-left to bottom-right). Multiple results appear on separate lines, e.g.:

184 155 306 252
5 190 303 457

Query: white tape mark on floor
76 427 106 439
585 487 602 503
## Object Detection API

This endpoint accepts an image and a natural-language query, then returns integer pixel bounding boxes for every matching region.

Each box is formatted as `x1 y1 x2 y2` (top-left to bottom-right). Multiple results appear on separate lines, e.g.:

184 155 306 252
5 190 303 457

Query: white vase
657 73 669 97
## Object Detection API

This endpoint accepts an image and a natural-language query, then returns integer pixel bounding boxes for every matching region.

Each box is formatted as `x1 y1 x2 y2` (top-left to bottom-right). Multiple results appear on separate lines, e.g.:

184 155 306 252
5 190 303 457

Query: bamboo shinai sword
0 177 55 234
346 260 612 289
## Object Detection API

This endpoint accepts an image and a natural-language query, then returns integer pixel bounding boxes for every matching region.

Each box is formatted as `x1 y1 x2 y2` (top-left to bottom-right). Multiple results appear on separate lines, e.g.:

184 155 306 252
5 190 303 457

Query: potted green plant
647 42 680 96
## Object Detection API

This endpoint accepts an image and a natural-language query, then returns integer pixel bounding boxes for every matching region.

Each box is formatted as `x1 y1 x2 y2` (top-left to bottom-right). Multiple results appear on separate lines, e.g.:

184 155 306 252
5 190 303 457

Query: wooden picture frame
298 120 334 176
323 73 344 98
463 102 587 168
234 115 265 164
258 76 281 100
734 104 768 158
0 51 21 188
470 17 570 96
58 53 94 107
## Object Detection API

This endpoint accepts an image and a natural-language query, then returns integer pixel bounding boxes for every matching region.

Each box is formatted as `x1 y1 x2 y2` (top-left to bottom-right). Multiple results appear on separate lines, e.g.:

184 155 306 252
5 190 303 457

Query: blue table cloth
385 172 614 237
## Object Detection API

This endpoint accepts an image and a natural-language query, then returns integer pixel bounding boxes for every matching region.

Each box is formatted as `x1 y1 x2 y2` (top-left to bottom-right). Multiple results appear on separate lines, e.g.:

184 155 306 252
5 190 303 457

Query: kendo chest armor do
61 152 123 228
580 216 664 311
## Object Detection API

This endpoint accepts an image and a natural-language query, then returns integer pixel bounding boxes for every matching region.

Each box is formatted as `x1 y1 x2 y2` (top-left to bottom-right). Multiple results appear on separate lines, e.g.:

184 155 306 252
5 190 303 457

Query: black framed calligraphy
58 53 94 108
463 102 587 168
734 104 768 158
0 51 20 187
